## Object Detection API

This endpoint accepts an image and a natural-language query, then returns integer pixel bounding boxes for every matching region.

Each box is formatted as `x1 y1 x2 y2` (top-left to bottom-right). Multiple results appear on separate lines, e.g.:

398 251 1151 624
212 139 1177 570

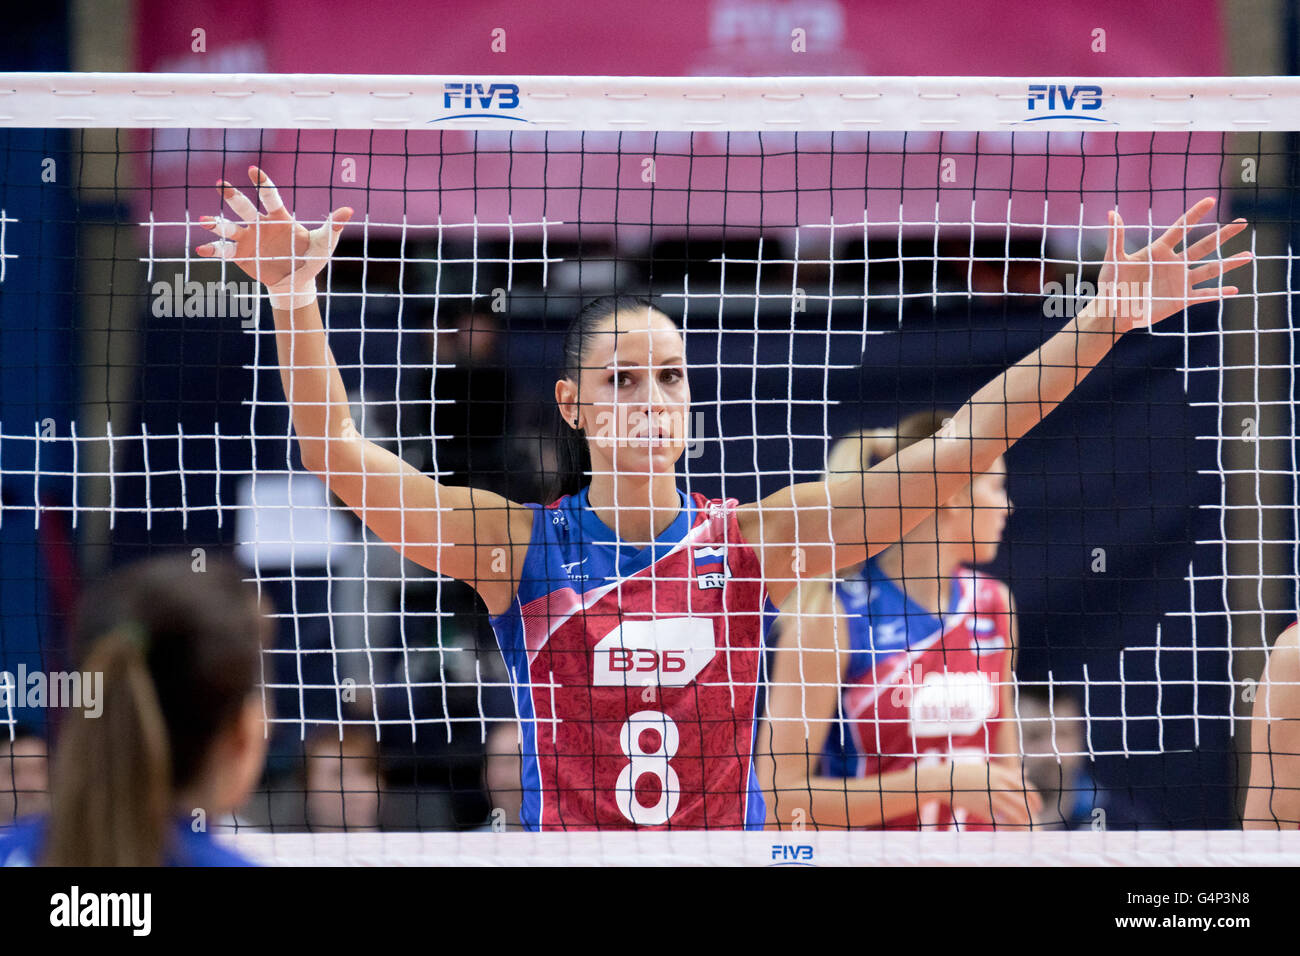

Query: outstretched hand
1098 196 1251 333
196 165 353 306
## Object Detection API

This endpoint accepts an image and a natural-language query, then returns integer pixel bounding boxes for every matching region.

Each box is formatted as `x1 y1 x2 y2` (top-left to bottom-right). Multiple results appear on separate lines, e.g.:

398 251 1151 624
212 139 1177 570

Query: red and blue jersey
822 557 1012 830
489 486 773 830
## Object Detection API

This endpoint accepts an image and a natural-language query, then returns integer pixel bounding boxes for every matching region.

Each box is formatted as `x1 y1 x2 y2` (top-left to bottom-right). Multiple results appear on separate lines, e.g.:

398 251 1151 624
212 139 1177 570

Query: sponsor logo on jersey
908 670 997 737
592 617 717 687
693 546 731 590
561 557 589 582
870 619 908 649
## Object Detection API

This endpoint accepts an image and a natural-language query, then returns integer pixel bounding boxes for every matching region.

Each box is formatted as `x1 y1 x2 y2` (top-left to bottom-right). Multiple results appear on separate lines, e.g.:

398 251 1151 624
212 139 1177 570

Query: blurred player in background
0 553 272 865
760 414 1038 829
0 723 49 826
1244 621 1300 828
197 167 1250 829
1018 686 1089 828
304 726 382 831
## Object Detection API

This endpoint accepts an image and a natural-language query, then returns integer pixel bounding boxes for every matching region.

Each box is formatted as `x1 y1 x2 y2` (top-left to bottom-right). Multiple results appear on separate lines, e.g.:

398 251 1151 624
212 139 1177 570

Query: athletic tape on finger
208 215 240 239
257 176 285 214
222 187 259 223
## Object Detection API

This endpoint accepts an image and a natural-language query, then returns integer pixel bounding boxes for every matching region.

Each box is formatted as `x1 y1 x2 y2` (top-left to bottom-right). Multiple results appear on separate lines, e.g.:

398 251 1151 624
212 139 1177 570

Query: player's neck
875 537 960 617
586 472 681 544
173 777 229 831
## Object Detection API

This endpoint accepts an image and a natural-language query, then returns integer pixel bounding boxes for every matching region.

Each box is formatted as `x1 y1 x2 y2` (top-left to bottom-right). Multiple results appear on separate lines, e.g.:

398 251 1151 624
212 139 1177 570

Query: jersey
821 557 1012 830
490 486 773 830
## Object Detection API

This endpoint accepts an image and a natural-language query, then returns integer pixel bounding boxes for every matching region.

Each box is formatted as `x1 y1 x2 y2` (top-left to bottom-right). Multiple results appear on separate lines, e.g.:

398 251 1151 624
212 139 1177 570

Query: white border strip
228 830 1300 866
0 74 1294 131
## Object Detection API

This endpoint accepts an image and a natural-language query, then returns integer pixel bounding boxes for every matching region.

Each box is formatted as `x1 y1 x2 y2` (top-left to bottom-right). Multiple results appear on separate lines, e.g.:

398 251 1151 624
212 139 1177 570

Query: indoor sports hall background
1 0 1294 836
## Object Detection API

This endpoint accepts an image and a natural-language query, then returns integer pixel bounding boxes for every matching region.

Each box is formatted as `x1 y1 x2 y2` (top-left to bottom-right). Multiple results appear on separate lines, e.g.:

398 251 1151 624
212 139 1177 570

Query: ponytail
44 623 171 867
547 413 593 504
40 554 268 867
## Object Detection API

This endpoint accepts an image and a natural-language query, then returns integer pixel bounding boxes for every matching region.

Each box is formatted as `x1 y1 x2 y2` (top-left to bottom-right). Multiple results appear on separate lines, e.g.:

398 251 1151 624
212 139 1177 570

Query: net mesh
0 76 1296 860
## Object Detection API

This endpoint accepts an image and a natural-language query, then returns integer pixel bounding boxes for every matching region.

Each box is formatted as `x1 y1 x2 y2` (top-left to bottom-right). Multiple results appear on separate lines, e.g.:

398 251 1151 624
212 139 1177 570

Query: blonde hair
824 409 956 479
785 409 959 620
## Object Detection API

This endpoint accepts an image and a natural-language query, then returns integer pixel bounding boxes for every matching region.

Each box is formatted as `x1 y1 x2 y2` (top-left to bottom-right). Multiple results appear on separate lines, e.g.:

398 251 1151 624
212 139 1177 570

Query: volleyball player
196 167 1249 829
1244 622 1300 828
0 554 271 865
759 413 1038 830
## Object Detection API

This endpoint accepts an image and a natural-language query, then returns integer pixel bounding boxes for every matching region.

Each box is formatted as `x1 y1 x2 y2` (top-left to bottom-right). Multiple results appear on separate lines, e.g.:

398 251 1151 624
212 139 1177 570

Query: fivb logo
1025 83 1105 122
769 844 815 866
433 82 525 122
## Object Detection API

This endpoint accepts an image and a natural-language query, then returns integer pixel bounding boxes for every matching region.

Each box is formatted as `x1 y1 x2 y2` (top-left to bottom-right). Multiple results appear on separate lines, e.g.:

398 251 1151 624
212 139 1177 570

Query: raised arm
196 167 532 616
743 198 1251 608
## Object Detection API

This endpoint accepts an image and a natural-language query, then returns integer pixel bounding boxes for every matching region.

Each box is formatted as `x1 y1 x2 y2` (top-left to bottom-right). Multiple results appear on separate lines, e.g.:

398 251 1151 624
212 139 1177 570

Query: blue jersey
0 815 258 866
489 486 774 830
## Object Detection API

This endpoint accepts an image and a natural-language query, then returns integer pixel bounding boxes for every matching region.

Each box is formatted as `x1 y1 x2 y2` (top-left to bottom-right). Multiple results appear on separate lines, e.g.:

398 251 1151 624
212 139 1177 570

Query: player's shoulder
1265 622 1300 682
1276 621 1300 649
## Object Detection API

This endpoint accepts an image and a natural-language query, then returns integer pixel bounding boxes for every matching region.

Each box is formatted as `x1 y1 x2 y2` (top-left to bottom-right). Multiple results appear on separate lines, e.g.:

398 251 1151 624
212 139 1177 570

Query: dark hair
546 294 661 502
42 552 270 866
825 409 959 476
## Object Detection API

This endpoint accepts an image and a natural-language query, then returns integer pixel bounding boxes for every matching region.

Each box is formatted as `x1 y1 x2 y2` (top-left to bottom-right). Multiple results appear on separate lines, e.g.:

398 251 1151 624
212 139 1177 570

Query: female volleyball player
1244 622 1300 828
0 554 270 865
759 413 1039 830
196 167 1249 829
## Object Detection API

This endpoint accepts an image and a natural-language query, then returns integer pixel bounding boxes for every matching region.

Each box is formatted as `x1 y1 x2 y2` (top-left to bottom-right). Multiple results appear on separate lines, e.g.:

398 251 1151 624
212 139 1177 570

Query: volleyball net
0 73 1297 864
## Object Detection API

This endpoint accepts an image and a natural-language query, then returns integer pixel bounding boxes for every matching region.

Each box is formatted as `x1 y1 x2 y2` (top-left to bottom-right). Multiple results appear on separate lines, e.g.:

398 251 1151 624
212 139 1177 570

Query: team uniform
821 557 1012 830
490 486 773 830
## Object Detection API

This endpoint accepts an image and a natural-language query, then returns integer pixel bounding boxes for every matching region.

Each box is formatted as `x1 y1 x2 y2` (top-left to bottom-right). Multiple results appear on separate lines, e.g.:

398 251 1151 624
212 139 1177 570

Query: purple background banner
133 0 1229 249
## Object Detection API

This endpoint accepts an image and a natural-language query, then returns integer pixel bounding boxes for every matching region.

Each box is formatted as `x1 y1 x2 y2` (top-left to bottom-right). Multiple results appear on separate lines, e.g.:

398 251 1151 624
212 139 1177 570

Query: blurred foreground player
0 553 271 865
1245 622 1300 829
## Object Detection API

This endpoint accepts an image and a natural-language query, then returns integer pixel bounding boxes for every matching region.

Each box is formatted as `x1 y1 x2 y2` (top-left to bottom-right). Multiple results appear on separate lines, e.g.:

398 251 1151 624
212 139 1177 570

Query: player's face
965 457 1012 563
563 308 691 478
0 738 49 822
1019 695 1086 799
